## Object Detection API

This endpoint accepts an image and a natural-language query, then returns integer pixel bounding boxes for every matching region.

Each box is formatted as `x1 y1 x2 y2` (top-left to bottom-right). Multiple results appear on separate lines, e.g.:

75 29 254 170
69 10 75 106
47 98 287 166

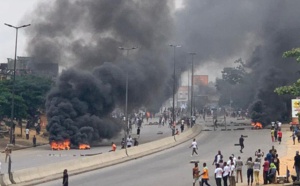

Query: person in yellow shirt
199 162 211 186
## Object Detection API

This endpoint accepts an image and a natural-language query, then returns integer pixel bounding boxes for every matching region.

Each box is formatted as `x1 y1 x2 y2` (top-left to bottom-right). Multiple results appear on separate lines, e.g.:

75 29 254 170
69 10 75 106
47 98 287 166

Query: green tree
275 48 300 96
0 75 52 134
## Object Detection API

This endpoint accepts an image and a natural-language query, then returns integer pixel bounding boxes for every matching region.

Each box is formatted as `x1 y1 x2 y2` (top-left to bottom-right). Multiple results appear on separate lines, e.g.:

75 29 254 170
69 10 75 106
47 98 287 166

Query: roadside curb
5 124 202 186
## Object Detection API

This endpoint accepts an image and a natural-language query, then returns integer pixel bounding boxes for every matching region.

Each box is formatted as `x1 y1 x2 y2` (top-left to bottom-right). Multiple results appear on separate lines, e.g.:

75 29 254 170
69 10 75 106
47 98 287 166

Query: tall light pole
118 46 138 152
188 52 196 127
169 44 181 132
4 22 31 183
4 23 31 144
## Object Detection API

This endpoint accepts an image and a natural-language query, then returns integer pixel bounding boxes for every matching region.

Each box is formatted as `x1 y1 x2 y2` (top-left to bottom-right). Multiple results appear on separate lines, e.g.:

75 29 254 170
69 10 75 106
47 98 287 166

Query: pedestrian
266 150 273 164
62 169 68 186
274 127 278 142
134 138 139 146
109 142 116 152
137 127 140 138
192 163 200 186
2 145 11 163
180 122 184 133
235 156 243 183
273 154 280 175
229 161 236 186
126 135 133 148
189 139 198 157
294 151 300 181
255 149 264 163
33 135 36 147
175 128 179 135
222 162 230 186
212 150 223 166
277 129 282 144
199 162 211 186
267 163 277 184
245 157 254 186
253 158 261 185
25 128 30 140
263 157 270 184
121 138 125 149
239 135 244 153
214 163 223 186
291 131 296 145
12 134 15 145
270 128 275 142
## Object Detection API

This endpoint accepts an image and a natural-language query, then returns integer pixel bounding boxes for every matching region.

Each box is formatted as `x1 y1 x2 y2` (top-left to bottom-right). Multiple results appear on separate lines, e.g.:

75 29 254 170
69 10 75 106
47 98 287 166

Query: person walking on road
291 131 296 145
277 129 282 144
255 149 264 163
294 151 300 181
192 163 200 186
271 128 275 142
235 156 243 183
212 150 223 166
214 163 223 186
199 162 211 186
245 157 254 186
137 127 141 138
190 139 198 157
239 135 244 153
229 161 236 186
62 169 68 186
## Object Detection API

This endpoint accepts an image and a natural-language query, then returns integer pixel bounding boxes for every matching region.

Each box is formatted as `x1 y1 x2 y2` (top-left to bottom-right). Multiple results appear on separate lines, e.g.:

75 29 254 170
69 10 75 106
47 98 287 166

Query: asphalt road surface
1 121 173 172
38 120 287 186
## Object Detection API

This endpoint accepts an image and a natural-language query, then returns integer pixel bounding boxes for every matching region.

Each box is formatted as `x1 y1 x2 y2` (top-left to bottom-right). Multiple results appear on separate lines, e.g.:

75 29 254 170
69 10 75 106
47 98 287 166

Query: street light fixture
118 46 138 153
4 22 31 183
188 52 196 127
169 44 181 134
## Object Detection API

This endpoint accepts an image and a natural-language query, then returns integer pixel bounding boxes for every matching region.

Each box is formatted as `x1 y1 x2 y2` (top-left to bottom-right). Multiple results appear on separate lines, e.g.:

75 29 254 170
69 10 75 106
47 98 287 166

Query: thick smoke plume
27 0 175 145
176 0 300 124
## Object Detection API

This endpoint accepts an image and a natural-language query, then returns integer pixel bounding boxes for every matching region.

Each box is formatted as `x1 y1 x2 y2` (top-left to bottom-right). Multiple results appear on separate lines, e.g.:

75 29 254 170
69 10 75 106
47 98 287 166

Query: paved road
1 118 175 172
38 118 286 186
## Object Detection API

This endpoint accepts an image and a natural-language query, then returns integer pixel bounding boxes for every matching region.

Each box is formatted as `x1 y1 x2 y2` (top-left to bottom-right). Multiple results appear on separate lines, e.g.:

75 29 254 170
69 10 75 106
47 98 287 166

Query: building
6 56 58 78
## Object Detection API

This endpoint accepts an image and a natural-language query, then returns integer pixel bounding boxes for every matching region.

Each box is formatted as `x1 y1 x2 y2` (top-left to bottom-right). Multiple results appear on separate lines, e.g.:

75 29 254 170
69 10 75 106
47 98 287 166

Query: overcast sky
0 0 47 63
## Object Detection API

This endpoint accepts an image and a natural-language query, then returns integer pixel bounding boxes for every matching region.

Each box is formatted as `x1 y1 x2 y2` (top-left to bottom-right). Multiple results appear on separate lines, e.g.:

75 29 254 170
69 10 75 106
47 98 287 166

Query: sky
0 0 47 63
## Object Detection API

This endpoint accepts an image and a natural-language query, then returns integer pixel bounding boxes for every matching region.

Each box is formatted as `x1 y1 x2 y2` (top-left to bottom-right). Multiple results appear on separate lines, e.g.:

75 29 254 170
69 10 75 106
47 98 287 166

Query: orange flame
50 139 70 150
79 143 90 150
251 122 263 129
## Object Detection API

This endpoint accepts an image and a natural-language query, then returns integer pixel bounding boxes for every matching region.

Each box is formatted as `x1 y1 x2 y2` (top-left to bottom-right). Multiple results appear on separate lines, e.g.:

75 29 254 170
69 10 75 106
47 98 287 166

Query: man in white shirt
189 139 198 157
215 163 223 186
25 128 30 140
126 135 133 148
223 162 230 186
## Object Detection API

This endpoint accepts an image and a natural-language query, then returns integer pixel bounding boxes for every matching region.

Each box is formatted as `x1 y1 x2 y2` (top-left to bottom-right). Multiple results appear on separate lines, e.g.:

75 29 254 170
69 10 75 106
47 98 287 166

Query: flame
251 122 263 129
50 139 70 150
79 143 90 150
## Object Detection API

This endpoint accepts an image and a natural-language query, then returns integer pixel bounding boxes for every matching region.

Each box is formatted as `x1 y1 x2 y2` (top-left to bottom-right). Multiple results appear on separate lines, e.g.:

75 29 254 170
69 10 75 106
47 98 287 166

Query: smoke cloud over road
176 0 300 124
27 0 175 145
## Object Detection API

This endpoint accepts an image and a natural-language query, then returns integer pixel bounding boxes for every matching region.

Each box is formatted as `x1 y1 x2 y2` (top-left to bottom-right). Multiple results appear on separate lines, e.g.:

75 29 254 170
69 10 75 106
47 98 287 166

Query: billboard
193 75 208 86
292 99 300 117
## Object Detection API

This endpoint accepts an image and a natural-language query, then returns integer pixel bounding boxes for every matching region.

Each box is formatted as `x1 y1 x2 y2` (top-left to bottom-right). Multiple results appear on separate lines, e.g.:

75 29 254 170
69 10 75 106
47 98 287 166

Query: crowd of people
191 140 282 186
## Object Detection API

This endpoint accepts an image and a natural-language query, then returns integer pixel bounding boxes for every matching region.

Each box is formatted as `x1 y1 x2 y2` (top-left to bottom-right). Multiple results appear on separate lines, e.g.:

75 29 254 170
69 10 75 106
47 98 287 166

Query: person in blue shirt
266 150 273 164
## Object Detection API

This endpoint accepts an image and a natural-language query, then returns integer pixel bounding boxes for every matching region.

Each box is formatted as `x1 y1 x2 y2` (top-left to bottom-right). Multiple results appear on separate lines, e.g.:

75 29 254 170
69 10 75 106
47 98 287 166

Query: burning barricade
79 143 90 150
251 122 263 129
50 139 70 150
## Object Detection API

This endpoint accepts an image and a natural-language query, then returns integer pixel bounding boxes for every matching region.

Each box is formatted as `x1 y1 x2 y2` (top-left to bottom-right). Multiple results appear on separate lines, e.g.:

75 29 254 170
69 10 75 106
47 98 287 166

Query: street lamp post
4 23 31 183
169 44 181 134
188 52 196 127
118 46 138 153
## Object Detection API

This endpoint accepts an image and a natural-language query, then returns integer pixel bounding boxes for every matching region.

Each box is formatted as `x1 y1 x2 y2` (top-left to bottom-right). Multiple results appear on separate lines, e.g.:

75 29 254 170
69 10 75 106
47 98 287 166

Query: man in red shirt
277 129 283 144
263 157 270 184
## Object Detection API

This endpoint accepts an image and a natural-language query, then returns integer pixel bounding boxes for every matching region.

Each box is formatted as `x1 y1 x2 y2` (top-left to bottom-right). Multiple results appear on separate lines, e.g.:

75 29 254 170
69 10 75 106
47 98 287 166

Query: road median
3 124 201 186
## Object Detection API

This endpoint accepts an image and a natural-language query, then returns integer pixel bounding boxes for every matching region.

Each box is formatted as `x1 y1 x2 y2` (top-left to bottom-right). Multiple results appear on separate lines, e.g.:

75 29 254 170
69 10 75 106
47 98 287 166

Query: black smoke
176 0 300 125
27 0 175 145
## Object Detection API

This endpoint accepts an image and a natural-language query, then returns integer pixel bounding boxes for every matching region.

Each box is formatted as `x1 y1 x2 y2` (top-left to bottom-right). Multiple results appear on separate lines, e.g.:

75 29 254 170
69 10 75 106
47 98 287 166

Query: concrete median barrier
8 124 201 186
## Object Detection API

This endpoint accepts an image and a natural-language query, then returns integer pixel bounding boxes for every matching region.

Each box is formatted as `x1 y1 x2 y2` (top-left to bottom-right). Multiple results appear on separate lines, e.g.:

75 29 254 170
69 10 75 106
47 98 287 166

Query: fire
251 122 263 129
79 143 90 150
50 139 70 150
